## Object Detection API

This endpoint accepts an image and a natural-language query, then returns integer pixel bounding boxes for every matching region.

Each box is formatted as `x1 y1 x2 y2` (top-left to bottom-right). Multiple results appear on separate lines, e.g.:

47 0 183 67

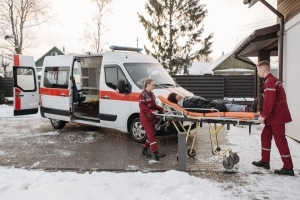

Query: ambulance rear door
12 54 39 116
39 55 73 122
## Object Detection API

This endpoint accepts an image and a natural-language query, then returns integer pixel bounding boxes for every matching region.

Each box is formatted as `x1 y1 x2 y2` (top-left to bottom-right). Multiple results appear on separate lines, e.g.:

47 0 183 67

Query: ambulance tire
50 119 66 129
129 118 146 143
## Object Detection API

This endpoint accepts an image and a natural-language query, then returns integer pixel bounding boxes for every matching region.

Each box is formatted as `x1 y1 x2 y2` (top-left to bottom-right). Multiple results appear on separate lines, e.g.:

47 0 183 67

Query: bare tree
82 0 112 53
0 0 51 54
0 51 10 77
0 0 51 76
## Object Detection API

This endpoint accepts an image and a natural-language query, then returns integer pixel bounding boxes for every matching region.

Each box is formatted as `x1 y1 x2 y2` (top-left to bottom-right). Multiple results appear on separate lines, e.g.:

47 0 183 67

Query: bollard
178 132 186 172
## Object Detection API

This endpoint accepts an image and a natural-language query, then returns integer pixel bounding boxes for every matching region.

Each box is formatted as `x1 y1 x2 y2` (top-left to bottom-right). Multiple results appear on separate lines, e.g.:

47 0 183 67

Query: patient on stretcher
167 92 252 113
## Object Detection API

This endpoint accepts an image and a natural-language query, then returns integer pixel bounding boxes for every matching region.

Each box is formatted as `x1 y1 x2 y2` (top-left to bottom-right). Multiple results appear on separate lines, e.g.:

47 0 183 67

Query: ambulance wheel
229 152 240 164
50 119 66 129
129 118 146 143
187 149 196 158
222 157 234 170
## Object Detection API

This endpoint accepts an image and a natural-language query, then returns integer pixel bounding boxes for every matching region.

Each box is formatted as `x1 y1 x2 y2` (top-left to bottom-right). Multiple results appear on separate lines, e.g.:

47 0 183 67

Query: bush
0 90 8 105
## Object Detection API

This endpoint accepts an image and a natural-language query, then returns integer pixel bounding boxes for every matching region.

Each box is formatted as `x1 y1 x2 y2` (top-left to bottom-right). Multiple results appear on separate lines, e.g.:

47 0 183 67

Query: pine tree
138 0 213 75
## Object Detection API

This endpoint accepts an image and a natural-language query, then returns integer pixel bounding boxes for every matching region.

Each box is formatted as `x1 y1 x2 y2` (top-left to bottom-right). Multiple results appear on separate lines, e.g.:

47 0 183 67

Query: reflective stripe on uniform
262 147 271 151
264 88 276 92
150 141 157 146
275 81 281 86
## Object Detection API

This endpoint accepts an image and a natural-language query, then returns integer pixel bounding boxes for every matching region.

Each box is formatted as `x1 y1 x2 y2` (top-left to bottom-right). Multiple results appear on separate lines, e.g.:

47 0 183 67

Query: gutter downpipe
259 0 284 81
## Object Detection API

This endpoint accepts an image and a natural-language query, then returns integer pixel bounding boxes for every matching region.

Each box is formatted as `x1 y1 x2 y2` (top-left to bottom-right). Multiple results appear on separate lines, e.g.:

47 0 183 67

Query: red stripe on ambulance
100 91 139 101
13 54 20 66
40 88 70 96
14 88 21 110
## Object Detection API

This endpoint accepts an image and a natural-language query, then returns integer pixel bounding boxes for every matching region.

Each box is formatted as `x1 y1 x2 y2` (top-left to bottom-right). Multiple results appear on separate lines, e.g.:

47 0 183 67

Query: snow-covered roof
209 52 233 71
186 62 212 75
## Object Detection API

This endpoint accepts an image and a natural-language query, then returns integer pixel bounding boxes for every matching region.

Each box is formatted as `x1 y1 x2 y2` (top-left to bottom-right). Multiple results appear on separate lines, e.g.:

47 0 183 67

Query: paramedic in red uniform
139 78 166 161
252 60 294 176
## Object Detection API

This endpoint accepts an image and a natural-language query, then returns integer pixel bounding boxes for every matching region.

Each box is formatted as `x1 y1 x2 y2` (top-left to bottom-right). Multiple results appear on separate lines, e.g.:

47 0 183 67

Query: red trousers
142 121 158 153
261 124 293 169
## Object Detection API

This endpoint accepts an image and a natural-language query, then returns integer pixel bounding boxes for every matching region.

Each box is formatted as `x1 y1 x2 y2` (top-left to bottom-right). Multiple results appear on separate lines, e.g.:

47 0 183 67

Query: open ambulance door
13 54 39 116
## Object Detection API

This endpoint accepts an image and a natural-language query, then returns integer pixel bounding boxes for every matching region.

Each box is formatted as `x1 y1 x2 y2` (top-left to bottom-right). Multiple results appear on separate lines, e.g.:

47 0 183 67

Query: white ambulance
13 46 192 142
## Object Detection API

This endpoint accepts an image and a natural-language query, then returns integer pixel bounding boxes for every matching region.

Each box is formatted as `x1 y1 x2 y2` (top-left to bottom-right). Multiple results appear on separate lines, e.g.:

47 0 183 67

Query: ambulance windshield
124 63 177 89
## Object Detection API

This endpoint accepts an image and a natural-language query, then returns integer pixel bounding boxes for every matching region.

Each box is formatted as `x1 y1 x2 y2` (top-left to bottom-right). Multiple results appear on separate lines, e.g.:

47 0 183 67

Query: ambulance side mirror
117 79 128 94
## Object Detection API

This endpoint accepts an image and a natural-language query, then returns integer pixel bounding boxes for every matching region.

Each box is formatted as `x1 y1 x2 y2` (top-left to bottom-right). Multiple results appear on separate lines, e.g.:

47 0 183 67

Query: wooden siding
278 0 300 22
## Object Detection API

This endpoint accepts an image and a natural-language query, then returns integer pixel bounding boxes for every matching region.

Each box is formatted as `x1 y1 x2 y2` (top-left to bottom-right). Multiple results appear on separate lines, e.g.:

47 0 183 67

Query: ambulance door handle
60 93 66 97
102 96 109 99
16 94 24 97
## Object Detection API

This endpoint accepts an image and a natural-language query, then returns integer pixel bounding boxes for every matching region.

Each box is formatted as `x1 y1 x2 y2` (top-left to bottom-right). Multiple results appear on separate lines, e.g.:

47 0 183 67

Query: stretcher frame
157 95 259 170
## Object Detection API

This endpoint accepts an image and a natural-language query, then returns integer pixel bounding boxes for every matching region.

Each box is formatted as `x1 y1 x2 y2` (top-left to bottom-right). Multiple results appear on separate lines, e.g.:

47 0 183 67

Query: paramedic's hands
254 111 260 117
257 116 265 124
152 111 158 115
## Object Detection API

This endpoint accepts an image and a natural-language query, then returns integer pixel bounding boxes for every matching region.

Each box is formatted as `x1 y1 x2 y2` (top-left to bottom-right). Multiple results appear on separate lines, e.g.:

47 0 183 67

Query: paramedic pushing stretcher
252 60 294 176
139 78 166 161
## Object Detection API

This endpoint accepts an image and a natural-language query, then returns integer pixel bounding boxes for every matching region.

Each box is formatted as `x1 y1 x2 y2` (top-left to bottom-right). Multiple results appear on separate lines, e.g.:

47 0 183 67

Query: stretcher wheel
216 147 221 152
187 149 196 158
223 157 234 170
229 152 240 164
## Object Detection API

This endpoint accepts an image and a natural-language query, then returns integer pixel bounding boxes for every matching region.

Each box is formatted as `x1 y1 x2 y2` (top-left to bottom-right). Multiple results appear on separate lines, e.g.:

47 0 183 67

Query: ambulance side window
44 66 69 89
104 65 126 90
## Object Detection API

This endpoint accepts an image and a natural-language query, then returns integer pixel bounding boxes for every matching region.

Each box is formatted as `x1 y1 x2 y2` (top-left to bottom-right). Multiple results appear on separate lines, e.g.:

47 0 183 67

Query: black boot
154 151 166 161
141 147 151 158
274 168 294 176
252 160 270 169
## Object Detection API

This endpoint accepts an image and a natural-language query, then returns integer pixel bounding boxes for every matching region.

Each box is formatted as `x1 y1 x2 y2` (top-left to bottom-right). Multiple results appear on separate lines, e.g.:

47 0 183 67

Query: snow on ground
0 104 300 200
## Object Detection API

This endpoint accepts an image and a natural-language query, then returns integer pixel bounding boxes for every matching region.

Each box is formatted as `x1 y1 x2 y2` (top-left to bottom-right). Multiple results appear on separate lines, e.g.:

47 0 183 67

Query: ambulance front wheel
129 118 146 143
50 119 66 129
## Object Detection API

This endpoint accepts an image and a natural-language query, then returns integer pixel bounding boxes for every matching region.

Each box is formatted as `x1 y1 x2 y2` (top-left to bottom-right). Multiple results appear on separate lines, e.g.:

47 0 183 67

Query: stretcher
157 95 260 170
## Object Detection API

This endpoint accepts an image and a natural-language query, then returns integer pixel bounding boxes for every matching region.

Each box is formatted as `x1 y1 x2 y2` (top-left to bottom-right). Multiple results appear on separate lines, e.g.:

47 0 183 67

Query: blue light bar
109 45 143 53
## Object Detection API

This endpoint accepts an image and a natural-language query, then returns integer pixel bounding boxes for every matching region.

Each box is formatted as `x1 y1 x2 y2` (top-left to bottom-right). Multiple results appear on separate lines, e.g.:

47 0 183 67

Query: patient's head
167 92 183 103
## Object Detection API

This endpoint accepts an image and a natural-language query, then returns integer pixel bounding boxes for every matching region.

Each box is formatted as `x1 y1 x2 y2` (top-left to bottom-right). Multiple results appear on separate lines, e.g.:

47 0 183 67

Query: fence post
178 132 186 172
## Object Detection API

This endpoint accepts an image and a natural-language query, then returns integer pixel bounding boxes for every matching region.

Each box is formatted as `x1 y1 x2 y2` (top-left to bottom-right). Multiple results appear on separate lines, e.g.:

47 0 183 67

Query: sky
0 104 300 200
24 0 277 61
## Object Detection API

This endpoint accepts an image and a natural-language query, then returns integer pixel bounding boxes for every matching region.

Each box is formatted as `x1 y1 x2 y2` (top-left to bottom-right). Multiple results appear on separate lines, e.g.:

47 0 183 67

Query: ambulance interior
72 57 102 120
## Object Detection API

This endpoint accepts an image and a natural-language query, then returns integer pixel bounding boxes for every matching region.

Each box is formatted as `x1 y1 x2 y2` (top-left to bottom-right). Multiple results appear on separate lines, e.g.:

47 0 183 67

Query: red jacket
139 90 164 126
261 73 292 125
